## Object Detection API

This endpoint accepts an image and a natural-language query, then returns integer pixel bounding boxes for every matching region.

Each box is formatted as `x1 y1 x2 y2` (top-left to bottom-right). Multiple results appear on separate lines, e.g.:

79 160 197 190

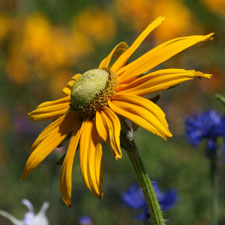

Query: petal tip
153 16 165 26
205 33 215 41
21 171 28 180
168 132 173 138
205 73 213 79
195 71 212 79
98 192 103 199
160 16 166 21
64 200 72 207
166 129 173 138
115 154 122 160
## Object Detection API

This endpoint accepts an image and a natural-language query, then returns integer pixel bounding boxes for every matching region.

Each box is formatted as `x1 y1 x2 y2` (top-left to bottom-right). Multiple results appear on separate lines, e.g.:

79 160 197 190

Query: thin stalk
121 127 165 225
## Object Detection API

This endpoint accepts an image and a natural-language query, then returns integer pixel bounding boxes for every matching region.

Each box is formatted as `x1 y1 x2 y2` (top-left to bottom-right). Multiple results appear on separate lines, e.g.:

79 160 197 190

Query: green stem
121 128 165 225
210 157 218 225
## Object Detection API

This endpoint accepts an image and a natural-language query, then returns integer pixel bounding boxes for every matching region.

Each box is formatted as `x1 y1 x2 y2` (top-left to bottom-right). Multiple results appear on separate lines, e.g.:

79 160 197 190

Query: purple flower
122 182 179 221
185 110 225 151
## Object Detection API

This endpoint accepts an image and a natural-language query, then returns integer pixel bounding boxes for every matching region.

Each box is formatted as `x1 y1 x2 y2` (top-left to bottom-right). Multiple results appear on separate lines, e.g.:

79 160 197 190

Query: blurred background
0 0 225 224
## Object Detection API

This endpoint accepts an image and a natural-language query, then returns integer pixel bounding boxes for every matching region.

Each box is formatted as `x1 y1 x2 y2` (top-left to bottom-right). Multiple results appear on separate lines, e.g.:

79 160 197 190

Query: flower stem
210 156 218 225
121 125 165 225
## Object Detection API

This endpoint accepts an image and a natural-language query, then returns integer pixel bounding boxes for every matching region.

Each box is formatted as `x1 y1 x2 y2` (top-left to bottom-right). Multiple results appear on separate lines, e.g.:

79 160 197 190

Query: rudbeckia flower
22 17 213 206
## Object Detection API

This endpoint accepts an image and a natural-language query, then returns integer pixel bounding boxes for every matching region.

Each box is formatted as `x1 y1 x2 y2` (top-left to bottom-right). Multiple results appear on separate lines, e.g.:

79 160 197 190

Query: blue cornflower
122 182 179 221
185 110 225 151
79 216 92 225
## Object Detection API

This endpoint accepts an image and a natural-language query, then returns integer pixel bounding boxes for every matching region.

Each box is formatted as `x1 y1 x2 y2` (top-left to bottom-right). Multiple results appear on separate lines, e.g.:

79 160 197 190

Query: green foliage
216 94 225 107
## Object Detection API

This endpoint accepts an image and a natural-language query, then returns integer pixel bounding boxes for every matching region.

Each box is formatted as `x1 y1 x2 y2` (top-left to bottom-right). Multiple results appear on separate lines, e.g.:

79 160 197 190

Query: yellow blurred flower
151 0 193 42
115 0 153 30
21 13 93 73
22 13 52 60
74 8 116 42
202 0 225 16
70 30 93 61
6 54 29 84
0 13 11 42
115 0 196 41
49 70 72 98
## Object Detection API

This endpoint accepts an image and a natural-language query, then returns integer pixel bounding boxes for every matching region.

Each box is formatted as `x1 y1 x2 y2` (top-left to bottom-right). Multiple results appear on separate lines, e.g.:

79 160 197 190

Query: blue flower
122 182 179 221
185 110 225 151
79 216 92 225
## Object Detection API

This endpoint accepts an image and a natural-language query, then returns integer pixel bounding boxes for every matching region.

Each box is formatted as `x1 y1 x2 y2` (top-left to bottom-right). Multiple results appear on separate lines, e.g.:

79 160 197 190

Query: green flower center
70 68 117 119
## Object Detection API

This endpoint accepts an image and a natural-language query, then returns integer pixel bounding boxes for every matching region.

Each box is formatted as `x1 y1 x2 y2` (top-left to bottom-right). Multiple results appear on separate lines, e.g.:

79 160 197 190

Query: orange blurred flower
202 0 225 16
6 54 29 84
0 13 11 42
197 68 224 94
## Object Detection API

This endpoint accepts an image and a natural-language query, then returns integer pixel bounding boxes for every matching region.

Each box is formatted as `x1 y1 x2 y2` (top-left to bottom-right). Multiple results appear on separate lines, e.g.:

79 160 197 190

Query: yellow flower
22 13 93 71
115 0 197 42
0 14 11 42
151 0 193 42
73 8 116 43
22 17 213 207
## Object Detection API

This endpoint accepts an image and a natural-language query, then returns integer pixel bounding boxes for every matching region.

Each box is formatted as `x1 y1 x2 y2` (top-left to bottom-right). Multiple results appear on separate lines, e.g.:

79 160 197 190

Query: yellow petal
96 107 122 159
95 111 107 142
117 69 212 95
30 103 69 115
36 96 70 109
108 95 172 140
62 74 81 96
80 120 103 198
118 33 214 83
28 108 69 121
94 138 103 190
98 42 128 69
28 96 71 121
22 111 75 180
60 120 82 207
111 17 165 73
30 113 68 153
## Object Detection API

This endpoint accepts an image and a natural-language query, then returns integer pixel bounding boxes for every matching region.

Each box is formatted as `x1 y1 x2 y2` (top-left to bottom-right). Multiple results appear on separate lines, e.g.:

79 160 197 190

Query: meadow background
0 0 225 224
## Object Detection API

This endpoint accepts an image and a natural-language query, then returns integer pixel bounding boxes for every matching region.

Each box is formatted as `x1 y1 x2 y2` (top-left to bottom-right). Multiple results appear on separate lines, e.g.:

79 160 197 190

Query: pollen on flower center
70 68 117 119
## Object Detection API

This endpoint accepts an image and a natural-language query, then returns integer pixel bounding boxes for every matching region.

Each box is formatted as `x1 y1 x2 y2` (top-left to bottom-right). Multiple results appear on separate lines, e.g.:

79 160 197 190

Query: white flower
0 199 49 225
